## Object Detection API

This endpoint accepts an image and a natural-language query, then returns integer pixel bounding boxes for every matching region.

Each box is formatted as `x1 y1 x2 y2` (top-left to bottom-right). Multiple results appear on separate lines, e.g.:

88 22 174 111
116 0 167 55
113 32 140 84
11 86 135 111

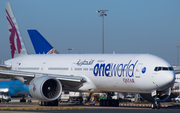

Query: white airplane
28 29 180 102
1 2 175 109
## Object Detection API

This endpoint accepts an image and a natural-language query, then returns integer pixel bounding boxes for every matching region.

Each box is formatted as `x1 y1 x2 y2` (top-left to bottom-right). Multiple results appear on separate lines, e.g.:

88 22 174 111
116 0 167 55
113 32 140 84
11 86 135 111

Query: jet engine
140 88 171 102
29 75 62 101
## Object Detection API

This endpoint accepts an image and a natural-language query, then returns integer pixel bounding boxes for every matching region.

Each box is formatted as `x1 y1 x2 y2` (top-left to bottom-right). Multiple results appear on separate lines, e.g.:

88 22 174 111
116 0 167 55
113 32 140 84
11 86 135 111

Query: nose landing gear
151 90 161 109
151 101 160 109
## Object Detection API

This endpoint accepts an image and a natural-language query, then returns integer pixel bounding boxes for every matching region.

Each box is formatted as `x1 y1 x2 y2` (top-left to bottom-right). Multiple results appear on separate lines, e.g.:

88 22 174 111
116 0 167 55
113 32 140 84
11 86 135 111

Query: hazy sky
0 0 180 65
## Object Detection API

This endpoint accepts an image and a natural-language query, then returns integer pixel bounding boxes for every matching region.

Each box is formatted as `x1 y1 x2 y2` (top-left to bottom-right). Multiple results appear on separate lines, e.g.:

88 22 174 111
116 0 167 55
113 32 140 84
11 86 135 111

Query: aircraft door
41 62 46 72
135 63 143 78
70 62 75 76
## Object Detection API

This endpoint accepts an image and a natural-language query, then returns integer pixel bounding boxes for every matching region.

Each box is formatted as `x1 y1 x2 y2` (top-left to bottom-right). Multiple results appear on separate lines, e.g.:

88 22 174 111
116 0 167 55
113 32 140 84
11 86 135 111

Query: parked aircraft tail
5 2 28 58
28 30 58 54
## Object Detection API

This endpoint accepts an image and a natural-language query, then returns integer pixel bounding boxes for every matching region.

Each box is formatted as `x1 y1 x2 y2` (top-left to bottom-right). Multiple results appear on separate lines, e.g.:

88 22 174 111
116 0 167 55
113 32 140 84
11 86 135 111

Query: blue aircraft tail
28 30 59 54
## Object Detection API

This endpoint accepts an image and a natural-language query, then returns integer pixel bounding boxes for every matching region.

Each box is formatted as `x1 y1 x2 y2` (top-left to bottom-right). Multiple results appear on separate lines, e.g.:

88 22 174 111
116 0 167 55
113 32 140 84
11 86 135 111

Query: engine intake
29 75 62 101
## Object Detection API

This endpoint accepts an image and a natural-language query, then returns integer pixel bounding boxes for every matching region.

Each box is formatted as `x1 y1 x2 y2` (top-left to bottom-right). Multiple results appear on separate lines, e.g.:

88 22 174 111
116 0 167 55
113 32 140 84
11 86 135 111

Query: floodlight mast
96 9 108 54
174 46 180 66
67 48 73 54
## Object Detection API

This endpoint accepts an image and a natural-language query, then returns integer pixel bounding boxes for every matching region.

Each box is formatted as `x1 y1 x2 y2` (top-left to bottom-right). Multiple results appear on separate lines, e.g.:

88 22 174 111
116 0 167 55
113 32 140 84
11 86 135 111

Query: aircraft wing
0 69 86 88
0 64 11 69
174 68 180 74
0 69 34 78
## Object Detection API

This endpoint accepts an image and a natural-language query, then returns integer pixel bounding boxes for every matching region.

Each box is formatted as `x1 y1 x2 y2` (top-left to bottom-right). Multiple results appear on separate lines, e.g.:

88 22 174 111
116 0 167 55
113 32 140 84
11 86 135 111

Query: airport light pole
96 9 108 54
67 48 73 54
174 46 180 66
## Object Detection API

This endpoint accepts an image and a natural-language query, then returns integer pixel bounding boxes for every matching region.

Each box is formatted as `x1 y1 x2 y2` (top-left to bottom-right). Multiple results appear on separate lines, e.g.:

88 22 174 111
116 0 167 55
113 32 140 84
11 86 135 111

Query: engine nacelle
29 75 62 101
140 88 171 102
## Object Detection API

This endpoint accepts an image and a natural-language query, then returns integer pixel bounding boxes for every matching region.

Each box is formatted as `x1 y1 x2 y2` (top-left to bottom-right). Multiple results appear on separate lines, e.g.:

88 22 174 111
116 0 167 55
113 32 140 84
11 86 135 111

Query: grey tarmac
0 104 179 113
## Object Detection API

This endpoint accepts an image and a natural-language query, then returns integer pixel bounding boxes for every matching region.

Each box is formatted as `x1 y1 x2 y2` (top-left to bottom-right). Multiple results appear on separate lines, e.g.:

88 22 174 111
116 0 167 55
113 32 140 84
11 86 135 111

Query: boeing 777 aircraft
1 2 175 109
28 29 180 102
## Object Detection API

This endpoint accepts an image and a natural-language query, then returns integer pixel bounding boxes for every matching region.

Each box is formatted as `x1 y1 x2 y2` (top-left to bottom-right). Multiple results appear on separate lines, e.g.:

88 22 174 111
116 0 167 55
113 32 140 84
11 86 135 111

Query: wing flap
174 68 180 74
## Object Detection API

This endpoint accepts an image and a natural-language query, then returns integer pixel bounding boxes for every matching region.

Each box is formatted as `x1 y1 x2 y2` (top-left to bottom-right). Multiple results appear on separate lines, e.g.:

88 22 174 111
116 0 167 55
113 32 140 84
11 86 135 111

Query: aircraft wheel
39 101 43 106
20 99 26 102
156 102 160 109
28 99 32 103
151 102 156 109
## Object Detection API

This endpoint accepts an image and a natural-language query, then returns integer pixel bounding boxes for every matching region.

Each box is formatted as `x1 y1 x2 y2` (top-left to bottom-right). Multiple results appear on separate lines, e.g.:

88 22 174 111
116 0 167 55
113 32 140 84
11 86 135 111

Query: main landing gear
100 92 119 107
39 99 59 106
20 95 26 102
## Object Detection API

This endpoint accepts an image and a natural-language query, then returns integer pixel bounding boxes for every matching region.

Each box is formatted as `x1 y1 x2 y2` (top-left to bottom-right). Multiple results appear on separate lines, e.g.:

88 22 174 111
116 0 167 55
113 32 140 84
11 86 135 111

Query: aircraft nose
163 71 175 87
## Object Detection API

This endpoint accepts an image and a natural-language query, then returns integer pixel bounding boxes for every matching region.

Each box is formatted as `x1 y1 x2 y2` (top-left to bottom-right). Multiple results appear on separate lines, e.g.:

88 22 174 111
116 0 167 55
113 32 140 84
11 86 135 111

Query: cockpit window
154 67 174 71
158 67 162 71
154 67 158 71
162 67 168 70
168 67 174 71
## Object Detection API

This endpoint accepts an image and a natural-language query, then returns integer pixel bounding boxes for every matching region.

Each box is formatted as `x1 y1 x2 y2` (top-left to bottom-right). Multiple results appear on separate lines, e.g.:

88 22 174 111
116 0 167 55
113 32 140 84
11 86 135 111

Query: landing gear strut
151 91 160 109
27 95 32 103
100 92 119 107
151 101 160 109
